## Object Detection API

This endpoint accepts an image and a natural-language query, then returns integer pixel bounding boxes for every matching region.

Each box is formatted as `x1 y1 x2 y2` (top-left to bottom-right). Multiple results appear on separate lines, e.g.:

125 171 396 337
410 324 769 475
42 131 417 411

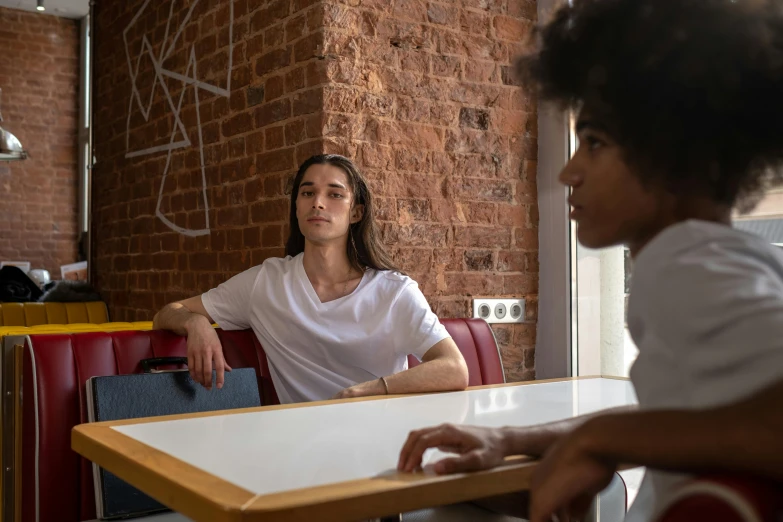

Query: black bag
86 358 261 519
0 266 42 302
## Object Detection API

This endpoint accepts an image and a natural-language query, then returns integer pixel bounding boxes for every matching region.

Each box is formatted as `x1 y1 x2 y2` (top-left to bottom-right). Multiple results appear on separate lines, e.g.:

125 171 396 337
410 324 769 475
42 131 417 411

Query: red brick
285 67 306 93
427 3 459 26
257 148 295 174
394 148 430 173
432 55 461 77
265 126 286 150
392 247 433 273
324 86 360 112
392 0 428 23
497 250 525 272
323 113 357 139
250 199 289 224
285 119 307 146
250 0 290 33
255 98 292 127
306 60 330 87
221 112 253 137
508 0 536 21
447 178 513 202
285 14 307 42
461 9 491 36
445 128 508 156
503 273 537 294
496 201 525 226
431 298 471 319
265 75 285 101
397 199 431 222
261 224 283 246
383 172 446 198
514 227 538 249
465 60 498 83
293 0 320 12
323 4 363 30
444 273 503 296
296 139 326 165
493 16 532 42
400 52 430 75
255 48 290 77
383 223 450 247
462 0 505 13
293 87 323 116
454 225 512 248
294 32 323 62
464 250 494 271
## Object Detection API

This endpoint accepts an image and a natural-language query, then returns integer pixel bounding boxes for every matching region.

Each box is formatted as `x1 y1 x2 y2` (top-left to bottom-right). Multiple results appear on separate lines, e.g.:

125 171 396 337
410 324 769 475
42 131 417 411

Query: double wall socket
472 298 526 324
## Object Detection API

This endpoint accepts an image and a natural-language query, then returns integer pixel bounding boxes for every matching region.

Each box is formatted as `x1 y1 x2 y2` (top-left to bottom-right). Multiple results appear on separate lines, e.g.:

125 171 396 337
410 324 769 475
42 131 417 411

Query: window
569 119 637 378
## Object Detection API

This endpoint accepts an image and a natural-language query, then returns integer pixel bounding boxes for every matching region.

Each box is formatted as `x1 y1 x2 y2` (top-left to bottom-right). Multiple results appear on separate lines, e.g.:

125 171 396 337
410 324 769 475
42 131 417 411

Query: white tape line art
124 0 234 237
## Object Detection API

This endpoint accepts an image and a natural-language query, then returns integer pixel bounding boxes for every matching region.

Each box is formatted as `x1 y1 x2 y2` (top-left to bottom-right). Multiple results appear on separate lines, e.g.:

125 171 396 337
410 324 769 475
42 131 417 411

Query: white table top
113 378 637 498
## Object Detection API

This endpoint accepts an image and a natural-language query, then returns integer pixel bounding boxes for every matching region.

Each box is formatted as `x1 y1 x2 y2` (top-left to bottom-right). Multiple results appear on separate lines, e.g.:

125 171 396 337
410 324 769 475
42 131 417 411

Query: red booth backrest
410 318 504 387
21 318 502 522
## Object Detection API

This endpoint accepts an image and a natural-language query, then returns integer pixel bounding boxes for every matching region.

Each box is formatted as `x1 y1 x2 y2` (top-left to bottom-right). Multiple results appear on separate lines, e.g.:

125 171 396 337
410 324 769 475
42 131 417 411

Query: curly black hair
518 0 783 212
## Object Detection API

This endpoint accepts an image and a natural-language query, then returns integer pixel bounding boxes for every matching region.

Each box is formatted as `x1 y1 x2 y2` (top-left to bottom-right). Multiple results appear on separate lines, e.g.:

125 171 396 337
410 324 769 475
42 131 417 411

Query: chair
655 474 783 522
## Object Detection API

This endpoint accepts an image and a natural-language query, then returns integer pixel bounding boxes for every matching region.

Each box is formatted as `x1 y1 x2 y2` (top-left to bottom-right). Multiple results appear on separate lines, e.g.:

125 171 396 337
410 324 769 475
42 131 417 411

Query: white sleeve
652 248 783 405
201 265 262 331
390 282 451 360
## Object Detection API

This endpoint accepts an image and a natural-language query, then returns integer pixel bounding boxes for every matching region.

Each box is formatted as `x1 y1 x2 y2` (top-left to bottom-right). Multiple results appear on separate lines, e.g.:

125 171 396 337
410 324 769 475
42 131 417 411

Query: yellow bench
0 302 109 326
0 321 154 337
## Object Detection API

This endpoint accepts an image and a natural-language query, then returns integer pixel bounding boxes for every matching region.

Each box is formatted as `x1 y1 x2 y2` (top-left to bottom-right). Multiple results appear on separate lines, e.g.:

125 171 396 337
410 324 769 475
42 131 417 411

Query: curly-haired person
398 0 783 520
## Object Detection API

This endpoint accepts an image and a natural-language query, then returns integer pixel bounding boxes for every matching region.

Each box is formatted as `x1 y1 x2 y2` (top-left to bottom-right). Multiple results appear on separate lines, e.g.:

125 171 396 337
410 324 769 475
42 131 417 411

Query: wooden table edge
72 424 254 522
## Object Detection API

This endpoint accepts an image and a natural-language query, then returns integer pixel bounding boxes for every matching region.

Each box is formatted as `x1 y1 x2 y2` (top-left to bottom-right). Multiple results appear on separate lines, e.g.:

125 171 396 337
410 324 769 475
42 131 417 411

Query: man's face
295 164 364 246
561 111 668 250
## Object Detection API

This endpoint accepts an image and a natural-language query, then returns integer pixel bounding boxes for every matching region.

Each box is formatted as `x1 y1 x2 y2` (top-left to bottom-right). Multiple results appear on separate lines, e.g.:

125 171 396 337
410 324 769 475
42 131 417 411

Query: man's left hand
529 421 616 522
331 378 385 400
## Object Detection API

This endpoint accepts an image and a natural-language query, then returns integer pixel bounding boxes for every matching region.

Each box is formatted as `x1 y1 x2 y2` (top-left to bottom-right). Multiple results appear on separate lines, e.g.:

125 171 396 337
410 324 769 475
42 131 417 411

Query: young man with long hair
154 154 468 403
398 0 783 520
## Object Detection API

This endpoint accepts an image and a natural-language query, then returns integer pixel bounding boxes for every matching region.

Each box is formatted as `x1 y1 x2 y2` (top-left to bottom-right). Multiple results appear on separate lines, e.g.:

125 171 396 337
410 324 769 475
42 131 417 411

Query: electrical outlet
472 298 526 324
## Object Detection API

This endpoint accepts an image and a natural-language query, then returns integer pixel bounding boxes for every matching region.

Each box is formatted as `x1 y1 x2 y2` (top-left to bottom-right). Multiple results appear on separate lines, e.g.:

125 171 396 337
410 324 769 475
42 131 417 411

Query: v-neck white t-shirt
201 253 451 404
625 220 783 521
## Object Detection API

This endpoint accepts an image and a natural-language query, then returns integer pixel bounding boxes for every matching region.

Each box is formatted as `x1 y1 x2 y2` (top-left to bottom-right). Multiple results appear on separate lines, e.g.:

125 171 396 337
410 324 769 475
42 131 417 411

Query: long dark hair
286 154 401 273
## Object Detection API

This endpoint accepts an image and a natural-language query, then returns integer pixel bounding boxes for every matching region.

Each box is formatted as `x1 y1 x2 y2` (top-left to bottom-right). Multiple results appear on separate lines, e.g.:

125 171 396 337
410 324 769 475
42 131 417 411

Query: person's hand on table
397 424 510 474
529 422 616 522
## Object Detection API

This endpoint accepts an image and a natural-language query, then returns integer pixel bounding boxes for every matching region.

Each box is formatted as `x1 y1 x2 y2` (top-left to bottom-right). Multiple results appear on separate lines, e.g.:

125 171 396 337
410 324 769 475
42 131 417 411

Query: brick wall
316 0 539 380
92 0 538 381
92 0 328 318
0 7 80 277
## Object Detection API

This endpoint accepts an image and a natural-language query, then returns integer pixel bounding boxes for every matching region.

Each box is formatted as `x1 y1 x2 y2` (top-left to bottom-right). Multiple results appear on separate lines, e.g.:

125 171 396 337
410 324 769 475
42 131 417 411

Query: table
72 377 637 522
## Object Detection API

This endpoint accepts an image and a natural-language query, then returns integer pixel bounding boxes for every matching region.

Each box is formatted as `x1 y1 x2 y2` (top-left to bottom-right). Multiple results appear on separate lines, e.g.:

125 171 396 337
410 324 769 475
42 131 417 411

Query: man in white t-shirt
153 154 468 404
397 1 783 521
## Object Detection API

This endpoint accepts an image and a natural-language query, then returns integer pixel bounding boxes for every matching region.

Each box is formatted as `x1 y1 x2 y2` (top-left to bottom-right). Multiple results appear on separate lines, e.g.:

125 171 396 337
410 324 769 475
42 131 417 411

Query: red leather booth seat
655 475 783 522
21 318 503 522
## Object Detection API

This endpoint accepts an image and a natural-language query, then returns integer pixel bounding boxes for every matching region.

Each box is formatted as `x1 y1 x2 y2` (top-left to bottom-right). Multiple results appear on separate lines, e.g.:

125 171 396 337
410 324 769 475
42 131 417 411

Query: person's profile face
560 110 665 250
295 164 364 246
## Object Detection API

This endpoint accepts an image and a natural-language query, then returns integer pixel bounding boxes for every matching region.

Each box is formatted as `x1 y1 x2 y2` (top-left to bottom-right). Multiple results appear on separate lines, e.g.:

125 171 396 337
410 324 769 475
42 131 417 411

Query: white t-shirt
625 220 783 521
201 253 451 404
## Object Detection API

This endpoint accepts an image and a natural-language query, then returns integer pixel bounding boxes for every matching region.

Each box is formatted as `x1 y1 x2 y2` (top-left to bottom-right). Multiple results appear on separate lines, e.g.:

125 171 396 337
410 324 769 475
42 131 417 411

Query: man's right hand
184 316 232 390
397 424 512 474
